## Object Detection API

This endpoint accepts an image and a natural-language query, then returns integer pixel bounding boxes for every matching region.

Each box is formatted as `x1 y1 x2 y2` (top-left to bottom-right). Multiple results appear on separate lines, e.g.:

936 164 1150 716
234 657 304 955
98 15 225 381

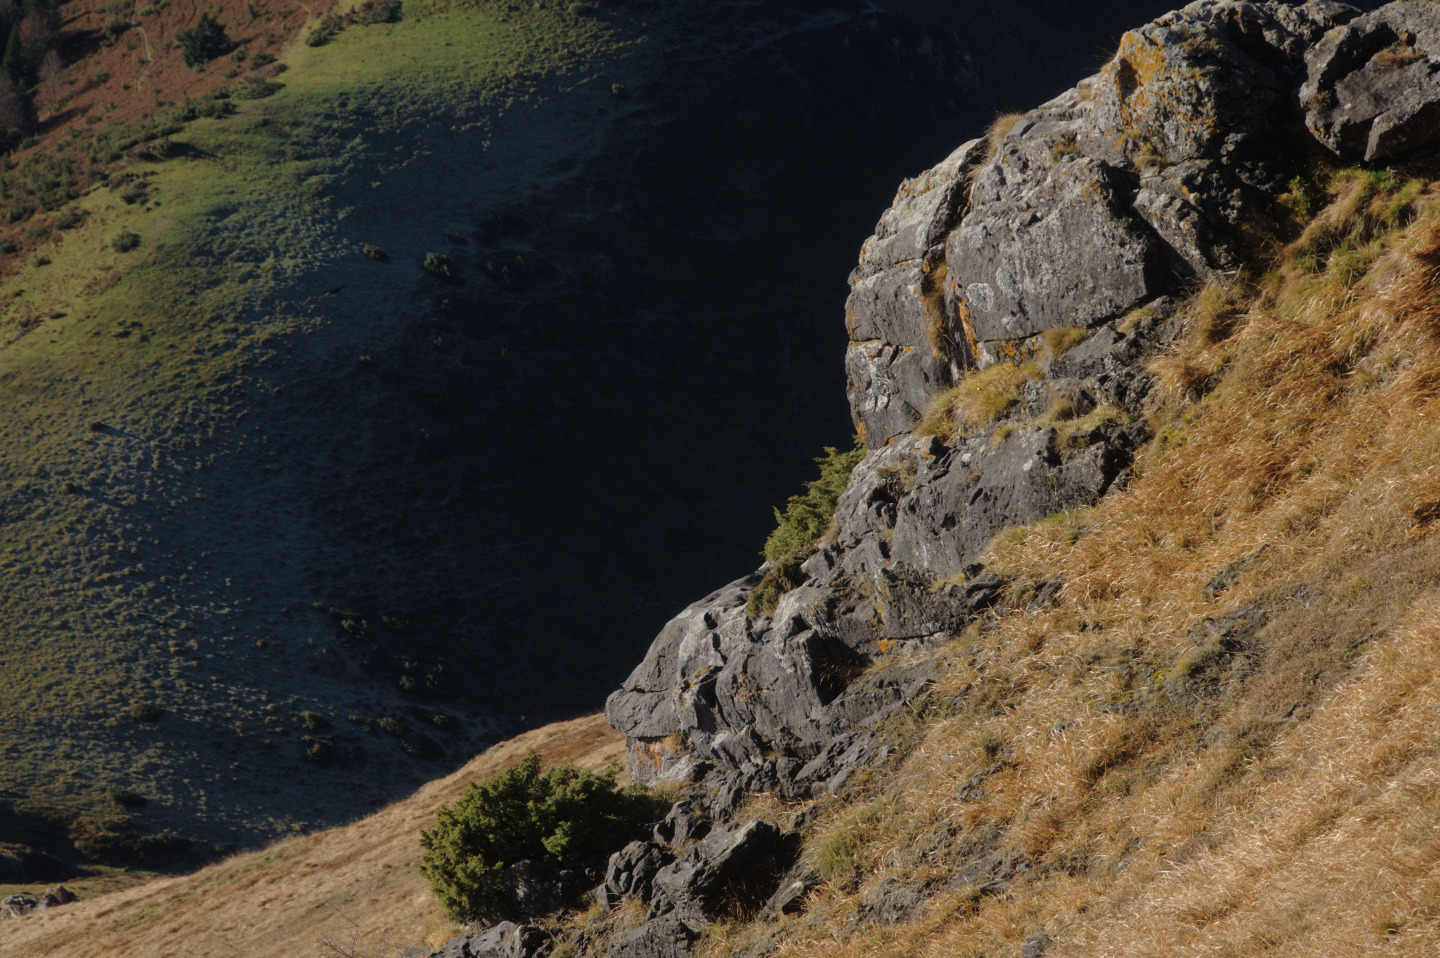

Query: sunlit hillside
0 714 623 958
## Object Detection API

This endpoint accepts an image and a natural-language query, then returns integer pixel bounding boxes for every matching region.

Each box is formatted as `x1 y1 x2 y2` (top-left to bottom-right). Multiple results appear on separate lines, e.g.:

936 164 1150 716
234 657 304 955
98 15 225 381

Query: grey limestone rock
0 895 37 919
652 799 710 849
855 877 930 925
601 842 675 910
950 153 1166 343
859 138 987 271
1302 1 1440 161
433 922 550 958
607 916 699 958
649 820 793 923
845 139 987 444
1022 933 1054 958
889 426 1136 578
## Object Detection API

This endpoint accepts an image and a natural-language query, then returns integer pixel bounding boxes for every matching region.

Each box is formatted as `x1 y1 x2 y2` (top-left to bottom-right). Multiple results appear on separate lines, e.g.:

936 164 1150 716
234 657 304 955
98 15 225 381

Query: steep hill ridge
457 1 1440 955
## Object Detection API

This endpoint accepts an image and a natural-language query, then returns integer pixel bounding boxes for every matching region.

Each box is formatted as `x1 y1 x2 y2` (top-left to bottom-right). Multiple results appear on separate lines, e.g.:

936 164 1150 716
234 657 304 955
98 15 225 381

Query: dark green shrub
127 702 162 723
422 252 455 280
361 244 388 261
419 752 665 923
231 79 282 100
55 208 81 230
746 550 806 621
106 786 147 808
112 230 141 252
180 14 230 69
119 180 148 204
761 437 866 561
249 50 276 67
306 13 345 46
0 239 16 254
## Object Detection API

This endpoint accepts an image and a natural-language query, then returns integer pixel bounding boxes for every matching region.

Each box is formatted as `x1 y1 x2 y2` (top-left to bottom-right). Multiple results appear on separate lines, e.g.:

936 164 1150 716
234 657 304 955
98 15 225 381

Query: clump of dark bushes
419 752 666 923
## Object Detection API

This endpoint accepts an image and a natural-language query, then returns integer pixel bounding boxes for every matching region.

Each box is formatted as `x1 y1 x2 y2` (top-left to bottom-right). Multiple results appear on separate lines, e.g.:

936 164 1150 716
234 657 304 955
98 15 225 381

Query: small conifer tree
418 752 664 922
179 14 229 69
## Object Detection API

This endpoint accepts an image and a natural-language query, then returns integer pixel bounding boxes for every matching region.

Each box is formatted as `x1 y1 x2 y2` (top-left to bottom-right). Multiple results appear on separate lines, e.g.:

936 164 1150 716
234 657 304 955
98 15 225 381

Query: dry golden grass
985 113 1026 159
737 183 1440 957
917 361 1033 439
0 715 624 958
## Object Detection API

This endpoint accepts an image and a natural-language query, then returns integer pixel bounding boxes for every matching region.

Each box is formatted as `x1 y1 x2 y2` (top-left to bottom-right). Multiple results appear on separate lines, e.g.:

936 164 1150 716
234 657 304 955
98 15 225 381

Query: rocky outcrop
430 921 551 958
1302 2 1440 161
589 1 1440 955
850 0 1386 445
606 318 1162 802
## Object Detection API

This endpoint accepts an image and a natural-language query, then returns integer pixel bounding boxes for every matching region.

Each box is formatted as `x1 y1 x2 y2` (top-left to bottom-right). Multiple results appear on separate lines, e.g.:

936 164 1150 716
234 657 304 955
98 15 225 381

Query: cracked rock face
950 152 1166 344
605 379 1159 792
844 0 1390 445
1302 2 1440 161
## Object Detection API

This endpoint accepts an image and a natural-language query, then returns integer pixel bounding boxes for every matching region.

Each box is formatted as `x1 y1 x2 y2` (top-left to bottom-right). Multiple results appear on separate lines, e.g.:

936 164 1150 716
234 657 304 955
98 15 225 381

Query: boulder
1302 1 1440 161
607 916 698 958
432 922 550 958
40 884 76 909
0 895 37 919
651 821 788 922
1090 0 1355 175
601 842 674 909
651 800 710 849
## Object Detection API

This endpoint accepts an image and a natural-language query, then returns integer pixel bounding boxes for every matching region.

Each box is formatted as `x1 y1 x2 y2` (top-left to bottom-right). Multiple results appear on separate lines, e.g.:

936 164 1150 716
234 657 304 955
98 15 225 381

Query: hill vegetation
0 715 625 958
13 162 1440 957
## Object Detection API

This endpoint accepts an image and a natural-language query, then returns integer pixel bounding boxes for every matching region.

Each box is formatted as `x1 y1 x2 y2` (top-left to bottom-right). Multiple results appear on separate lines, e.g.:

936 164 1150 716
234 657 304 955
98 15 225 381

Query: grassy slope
9 110 1440 958
0 0 641 845
0 713 624 957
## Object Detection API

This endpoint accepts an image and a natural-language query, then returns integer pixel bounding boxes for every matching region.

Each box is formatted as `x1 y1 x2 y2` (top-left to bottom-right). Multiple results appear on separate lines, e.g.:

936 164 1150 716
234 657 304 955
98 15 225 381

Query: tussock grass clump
984 112 1025 159
922 262 960 364
1286 168 1424 282
1041 325 1090 362
917 361 1033 440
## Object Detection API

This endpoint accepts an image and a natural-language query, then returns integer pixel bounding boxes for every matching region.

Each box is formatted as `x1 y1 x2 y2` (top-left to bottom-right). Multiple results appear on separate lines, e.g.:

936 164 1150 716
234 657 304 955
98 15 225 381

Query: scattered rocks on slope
0 885 78 920
428 922 551 958
607 915 699 958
